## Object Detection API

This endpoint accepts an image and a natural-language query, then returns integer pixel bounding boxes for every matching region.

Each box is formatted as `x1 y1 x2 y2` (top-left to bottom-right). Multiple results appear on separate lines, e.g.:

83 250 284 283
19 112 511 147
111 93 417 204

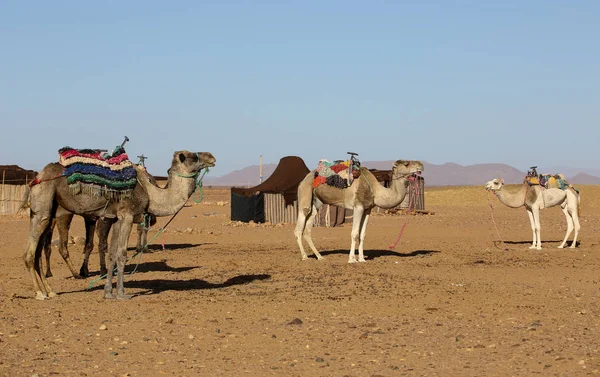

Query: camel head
170 151 216 176
391 160 424 179
485 178 504 191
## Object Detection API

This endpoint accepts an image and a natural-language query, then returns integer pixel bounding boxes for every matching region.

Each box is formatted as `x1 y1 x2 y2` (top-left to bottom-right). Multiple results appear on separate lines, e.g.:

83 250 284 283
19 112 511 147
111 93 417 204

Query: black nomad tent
230 156 347 226
231 156 309 223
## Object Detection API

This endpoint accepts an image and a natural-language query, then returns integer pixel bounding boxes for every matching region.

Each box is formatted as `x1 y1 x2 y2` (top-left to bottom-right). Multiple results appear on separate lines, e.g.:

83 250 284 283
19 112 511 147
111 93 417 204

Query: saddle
524 172 576 193
312 159 361 189
58 146 137 200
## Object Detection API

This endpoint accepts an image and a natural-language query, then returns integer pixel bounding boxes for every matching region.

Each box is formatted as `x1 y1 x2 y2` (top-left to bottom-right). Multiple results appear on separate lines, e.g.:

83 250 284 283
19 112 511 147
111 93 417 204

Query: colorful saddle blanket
58 146 137 200
312 159 361 189
525 173 577 193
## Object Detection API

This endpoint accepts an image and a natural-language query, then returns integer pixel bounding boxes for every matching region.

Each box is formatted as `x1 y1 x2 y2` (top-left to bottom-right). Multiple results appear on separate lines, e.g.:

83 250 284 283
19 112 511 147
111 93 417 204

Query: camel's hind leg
558 202 574 249
54 213 82 278
302 203 324 260
24 213 55 300
567 192 581 248
43 219 56 278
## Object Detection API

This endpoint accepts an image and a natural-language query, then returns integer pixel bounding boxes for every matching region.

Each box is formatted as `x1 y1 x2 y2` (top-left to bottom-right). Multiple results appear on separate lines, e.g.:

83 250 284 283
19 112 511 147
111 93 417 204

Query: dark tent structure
0 165 38 185
230 156 346 225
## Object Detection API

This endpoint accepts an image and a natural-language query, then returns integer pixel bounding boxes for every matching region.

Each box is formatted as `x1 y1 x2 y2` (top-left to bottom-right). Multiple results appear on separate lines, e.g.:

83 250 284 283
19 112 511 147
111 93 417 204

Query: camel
295 159 424 263
23 150 215 300
485 178 581 250
42 170 165 278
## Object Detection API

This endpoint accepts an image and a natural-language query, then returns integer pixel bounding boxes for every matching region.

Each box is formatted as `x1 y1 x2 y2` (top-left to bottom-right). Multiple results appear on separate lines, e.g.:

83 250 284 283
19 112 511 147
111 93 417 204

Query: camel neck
373 173 410 209
136 166 197 216
494 184 528 208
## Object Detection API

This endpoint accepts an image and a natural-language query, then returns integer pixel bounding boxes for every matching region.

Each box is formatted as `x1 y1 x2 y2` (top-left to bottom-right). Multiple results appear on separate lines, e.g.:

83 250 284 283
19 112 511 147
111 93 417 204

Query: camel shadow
126 243 215 252
319 249 441 260
499 240 580 247
80 274 271 296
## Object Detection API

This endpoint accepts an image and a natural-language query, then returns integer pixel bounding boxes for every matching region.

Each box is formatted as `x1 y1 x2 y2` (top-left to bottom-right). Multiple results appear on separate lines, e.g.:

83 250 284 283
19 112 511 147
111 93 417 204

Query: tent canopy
231 156 310 204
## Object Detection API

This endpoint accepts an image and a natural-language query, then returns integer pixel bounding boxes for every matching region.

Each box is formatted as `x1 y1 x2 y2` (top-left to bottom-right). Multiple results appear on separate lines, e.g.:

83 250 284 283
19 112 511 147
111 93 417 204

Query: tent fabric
0 165 38 185
231 191 265 223
231 156 310 205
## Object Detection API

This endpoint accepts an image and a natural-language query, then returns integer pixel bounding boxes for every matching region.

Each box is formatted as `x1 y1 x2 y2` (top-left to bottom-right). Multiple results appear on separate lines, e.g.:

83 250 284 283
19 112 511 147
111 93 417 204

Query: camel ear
179 153 186 163
403 161 410 166
500 179 504 184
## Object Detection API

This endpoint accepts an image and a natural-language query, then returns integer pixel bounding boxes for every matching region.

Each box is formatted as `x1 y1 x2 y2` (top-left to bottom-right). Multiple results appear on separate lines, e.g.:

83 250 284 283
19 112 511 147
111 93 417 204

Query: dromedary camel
485 178 581 249
23 150 215 300
295 160 424 263
42 168 165 278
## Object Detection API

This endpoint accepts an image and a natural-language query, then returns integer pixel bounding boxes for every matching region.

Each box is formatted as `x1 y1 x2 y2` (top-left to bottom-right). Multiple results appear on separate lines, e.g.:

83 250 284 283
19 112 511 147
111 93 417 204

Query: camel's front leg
357 209 371 262
294 205 311 261
568 196 581 248
115 215 134 300
526 209 537 249
103 219 122 299
91 217 112 278
532 206 542 250
348 207 365 263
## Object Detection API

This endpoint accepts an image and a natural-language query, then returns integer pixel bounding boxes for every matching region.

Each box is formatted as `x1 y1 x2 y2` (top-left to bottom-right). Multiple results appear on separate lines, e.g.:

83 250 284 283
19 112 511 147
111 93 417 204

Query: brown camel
23 150 215 300
42 171 165 278
295 160 424 263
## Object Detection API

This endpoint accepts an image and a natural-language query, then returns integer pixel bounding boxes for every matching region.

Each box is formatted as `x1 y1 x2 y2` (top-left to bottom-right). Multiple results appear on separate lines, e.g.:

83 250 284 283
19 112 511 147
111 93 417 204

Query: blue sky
1 1 598 177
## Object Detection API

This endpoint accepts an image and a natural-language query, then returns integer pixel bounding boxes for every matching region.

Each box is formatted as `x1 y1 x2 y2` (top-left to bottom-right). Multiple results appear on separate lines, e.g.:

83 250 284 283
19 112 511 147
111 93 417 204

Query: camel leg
78 217 97 277
103 218 121 299
303 203 324 260
92 217 113 278
526 209 537 249
357 209 371 263
24 209 55 300
558 203 573 249
54 213 82 279
295 197 314 261
568 195 581 248
136 223 148 253
348 206 365 263
115 215 134 300
43 219 55 278
532 206 542 250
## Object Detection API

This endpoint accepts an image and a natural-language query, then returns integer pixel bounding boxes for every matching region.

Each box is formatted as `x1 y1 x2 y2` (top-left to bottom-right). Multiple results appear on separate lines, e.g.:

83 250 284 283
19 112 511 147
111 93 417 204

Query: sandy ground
1 185 600 377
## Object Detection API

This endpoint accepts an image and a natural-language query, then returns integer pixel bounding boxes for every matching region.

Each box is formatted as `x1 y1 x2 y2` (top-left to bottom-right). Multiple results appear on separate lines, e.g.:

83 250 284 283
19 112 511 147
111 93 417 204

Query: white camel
295 160 424 263
485 178 581 249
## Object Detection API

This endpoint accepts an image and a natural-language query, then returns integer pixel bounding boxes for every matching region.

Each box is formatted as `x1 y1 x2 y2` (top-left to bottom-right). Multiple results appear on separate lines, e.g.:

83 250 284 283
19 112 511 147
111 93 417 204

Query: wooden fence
0 184 28 215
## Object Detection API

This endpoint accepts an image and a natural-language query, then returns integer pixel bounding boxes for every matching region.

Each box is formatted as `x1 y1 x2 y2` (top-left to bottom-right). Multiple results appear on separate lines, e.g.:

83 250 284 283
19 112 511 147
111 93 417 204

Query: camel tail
577 191 581 218
18 185 31 215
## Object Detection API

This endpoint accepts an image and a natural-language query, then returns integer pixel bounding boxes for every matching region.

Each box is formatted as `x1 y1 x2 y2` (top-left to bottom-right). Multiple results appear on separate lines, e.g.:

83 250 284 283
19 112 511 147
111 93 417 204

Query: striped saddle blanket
58 146 137 200
525 173 577 193
312 159 361 189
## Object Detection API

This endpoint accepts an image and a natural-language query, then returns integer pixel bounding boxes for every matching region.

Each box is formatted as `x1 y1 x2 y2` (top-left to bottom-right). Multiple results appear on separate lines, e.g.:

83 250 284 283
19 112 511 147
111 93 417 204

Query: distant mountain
569 173 600 185
203 160 600 187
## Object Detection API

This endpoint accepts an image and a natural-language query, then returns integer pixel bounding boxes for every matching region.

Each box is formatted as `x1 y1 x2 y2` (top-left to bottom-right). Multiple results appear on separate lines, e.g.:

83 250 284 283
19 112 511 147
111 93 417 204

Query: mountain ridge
201 160 600 187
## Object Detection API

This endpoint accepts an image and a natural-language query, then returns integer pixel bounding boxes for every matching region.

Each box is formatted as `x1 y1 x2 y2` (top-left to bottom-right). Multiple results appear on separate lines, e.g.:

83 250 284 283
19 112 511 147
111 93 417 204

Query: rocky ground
1 185 600 376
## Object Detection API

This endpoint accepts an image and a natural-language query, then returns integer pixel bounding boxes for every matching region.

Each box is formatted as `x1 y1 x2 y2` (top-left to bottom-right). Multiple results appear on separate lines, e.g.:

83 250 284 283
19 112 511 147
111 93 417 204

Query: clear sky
1 1 598 177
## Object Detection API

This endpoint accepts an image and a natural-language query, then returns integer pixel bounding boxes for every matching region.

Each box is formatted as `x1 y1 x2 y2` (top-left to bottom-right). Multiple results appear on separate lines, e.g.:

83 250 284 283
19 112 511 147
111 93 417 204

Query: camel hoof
301 256 309 261
528 246 536 249
536 247 542 250
48 291 57 298
557 245 565 249
348 259 357 264
358 259 367 263
35 292 48 300
316 256 325 261
116 294 133 300
104 293 115 299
